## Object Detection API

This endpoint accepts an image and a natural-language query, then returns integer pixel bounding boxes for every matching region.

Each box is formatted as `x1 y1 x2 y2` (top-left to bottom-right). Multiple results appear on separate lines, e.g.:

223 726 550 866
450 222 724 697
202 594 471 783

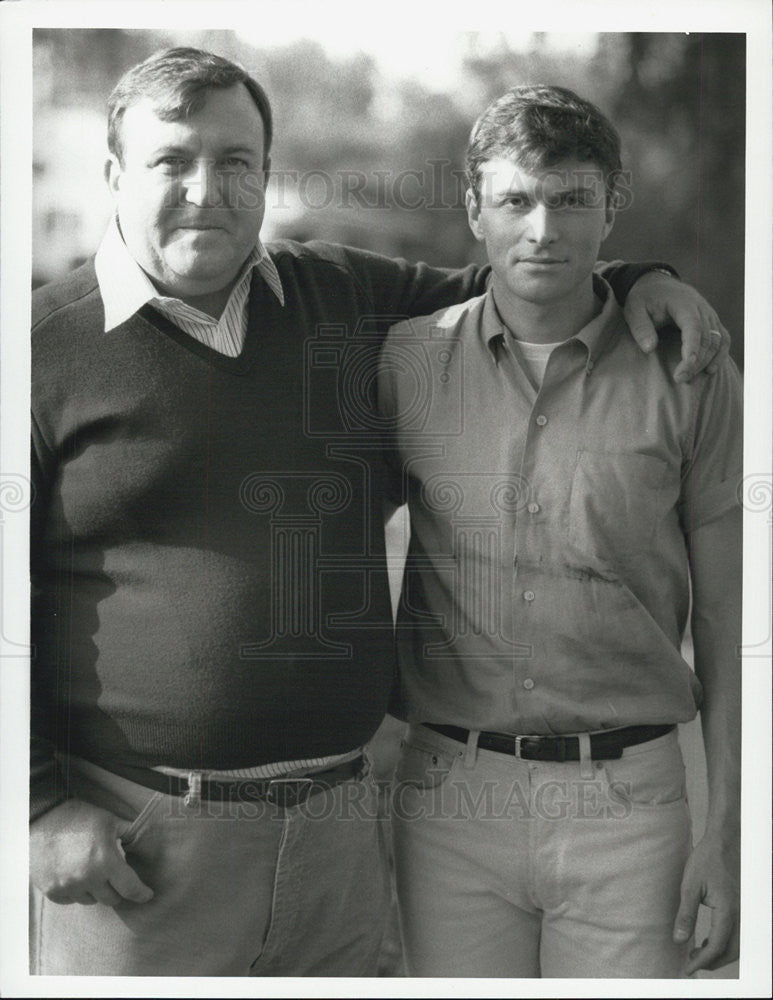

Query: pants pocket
393 737 458 791
602 732 687 807
120 791 165 848
60 755 167 848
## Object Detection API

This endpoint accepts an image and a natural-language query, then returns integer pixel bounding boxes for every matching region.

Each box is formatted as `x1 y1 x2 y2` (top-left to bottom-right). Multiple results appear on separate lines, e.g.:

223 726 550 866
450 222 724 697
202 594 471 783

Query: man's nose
526 203 557 245
181 160 220 207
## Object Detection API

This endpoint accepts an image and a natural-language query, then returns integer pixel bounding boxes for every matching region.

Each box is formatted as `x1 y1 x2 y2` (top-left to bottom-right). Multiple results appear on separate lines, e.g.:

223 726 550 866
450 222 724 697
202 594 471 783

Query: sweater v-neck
136 271 274 375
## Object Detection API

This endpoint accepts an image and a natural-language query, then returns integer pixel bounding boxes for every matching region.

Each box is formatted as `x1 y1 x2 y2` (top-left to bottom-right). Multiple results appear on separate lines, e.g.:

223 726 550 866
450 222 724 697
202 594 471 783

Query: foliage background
33 28 745 363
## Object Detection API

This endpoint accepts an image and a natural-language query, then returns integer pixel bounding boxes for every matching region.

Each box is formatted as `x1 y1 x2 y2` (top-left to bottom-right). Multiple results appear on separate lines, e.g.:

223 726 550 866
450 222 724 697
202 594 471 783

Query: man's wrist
704 809 741 838
601 261 681 306
641 265 680 280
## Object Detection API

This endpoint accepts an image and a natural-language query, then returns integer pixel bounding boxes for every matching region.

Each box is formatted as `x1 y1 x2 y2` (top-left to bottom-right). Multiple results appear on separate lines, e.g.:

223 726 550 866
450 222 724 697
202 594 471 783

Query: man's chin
160 252 239 292
509 283 572 305
504 268 589 302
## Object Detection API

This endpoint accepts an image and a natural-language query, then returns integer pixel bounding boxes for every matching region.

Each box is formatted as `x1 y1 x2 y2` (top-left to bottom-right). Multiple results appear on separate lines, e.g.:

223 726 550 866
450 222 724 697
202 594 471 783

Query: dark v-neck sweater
30 238 652 818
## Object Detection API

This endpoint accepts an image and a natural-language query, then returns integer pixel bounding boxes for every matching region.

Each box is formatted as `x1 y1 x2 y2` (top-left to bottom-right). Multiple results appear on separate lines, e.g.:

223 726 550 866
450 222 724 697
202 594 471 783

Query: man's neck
115 218 239 321
492 278 600 345
145 273 239 320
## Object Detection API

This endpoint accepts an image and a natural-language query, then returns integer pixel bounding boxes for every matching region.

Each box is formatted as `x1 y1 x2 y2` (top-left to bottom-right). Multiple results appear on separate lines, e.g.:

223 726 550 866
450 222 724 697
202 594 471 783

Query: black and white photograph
0 1 770 996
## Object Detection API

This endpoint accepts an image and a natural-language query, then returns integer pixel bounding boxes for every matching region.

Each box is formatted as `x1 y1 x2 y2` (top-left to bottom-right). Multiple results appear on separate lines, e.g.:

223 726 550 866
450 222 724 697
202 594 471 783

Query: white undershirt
509 336 565 389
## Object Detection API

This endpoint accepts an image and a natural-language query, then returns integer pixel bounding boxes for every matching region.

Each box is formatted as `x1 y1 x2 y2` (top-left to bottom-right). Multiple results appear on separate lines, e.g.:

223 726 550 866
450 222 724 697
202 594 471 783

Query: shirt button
527 502 540 514
535 414 548 427
523 590 535 602
523 678 534 690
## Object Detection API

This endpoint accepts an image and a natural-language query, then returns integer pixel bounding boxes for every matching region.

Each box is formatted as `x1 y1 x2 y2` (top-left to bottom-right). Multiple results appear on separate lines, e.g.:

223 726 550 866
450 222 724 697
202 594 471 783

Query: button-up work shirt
378 280 742 734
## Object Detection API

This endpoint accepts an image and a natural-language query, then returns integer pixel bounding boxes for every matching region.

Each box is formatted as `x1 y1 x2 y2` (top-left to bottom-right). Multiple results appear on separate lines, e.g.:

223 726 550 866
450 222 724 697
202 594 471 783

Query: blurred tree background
33 28 745 361
30 29 747 978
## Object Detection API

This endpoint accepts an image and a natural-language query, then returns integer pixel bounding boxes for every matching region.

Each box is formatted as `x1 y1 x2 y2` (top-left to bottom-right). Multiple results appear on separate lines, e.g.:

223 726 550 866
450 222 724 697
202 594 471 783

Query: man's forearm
689 508 742 832
596 259 678 306
672 509 742 969
693 625 741 836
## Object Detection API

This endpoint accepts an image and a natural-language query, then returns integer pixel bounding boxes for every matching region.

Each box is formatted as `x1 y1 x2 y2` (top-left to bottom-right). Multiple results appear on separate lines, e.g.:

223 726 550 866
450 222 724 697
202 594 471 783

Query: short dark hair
107 47 273 166
466 85 622 204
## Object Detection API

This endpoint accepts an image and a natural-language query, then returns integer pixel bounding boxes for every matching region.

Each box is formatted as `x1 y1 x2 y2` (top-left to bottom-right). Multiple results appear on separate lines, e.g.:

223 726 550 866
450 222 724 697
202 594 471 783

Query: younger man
380 85 742 978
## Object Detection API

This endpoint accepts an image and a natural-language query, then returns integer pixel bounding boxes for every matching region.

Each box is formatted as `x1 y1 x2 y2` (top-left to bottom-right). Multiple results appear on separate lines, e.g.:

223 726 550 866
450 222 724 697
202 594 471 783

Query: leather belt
94 755 365 807
422 723 675 762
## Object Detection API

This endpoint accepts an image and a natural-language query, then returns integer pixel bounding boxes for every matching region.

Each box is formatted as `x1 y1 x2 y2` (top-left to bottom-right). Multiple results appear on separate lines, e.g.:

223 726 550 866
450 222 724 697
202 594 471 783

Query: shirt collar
480 273 624 374
94 216 284 333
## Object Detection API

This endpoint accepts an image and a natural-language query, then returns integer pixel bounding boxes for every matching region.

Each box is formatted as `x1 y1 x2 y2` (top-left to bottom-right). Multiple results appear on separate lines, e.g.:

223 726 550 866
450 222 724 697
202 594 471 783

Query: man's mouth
174 219 227 231
519 256 565 264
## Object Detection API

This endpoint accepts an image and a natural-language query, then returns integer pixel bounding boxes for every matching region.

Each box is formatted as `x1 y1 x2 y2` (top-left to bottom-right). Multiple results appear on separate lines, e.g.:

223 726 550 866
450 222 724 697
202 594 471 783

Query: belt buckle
514 736 523 760
266 776 315 807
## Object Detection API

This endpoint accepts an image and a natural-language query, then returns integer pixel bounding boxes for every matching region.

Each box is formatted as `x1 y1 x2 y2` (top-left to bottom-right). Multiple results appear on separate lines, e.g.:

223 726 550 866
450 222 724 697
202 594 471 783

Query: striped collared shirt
94 217 284 355
153 746 363 783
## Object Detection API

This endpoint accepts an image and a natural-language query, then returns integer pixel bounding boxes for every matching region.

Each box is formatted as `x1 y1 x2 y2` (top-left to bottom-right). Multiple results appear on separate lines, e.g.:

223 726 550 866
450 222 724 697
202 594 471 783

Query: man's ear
262 154 272 187
105 155 122 198
465 187 485 242
601 197 616 242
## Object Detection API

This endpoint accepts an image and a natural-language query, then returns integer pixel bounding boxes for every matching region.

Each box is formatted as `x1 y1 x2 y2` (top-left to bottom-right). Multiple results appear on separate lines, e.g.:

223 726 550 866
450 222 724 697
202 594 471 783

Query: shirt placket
510 343 578 726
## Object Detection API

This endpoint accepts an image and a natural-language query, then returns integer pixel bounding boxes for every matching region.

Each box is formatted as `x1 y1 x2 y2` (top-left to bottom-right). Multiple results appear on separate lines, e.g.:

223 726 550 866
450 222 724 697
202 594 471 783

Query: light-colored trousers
391 724 691 978
31 753 390 976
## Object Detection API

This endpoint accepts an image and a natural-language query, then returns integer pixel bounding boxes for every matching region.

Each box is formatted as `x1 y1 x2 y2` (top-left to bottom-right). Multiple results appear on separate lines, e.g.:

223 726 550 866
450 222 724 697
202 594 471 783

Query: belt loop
184 771 202 807
578 733 593 779
464 729 479 769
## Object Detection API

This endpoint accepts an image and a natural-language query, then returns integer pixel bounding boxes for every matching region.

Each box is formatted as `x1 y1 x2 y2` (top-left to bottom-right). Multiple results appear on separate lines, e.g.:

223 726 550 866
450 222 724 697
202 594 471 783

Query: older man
30 48 727 977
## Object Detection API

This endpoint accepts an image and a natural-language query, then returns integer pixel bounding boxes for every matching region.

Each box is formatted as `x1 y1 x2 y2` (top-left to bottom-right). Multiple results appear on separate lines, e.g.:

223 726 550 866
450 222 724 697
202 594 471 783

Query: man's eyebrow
495 180 600 196
148 143 261 157
493 185 531 197
149 144 192 155
491 187 534 204
551 172 604 188
217 144 262 157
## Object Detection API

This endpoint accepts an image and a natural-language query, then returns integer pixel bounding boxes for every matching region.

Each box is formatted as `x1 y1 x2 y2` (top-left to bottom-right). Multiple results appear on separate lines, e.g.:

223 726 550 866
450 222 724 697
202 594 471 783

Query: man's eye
506 196 529 209
156 157 188 170
219 157 248 169
561 192 592 208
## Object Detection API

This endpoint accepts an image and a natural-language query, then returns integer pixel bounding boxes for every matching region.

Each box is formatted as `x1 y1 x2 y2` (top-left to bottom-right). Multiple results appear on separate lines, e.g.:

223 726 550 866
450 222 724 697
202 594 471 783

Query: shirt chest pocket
567 450 671 562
